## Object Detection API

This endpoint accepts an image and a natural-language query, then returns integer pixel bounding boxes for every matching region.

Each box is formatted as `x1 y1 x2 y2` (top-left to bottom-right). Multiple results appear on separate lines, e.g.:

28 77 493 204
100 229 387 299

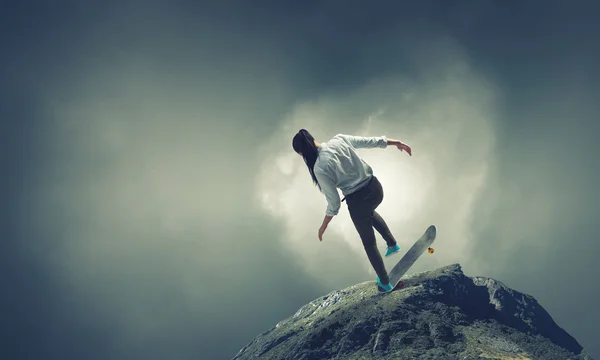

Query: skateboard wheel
428 247 434 254
398 281 405 288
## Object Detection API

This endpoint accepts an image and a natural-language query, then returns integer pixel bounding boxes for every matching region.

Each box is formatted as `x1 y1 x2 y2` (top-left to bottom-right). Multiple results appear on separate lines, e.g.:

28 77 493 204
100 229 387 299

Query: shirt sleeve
337 134 388 149
314 167 341 217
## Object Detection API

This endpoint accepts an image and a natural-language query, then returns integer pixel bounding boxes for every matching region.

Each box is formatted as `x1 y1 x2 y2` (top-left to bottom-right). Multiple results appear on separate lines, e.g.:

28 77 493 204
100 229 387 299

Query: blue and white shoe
377 277 393 292
385 244 401 257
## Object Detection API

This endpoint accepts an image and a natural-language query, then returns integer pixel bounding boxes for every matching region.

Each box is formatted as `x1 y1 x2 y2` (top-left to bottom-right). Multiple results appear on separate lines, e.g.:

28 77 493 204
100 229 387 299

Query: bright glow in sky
255 57 497 282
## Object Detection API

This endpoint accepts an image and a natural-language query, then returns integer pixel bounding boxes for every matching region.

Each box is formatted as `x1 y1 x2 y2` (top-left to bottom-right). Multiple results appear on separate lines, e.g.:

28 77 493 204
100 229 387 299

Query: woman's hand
396 142 412 156
318 215 333 241
318 224 327 241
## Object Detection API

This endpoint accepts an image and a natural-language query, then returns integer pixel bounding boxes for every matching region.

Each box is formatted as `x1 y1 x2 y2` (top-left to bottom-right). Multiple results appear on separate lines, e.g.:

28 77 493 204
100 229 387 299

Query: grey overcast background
2 1 599 359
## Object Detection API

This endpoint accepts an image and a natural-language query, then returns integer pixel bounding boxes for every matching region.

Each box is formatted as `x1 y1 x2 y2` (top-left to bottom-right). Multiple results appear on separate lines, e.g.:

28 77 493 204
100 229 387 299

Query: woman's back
314 134 388 196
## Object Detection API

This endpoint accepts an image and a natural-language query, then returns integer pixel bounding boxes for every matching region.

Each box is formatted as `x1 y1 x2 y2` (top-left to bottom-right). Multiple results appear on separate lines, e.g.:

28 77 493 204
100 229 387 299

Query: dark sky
2 1 599 359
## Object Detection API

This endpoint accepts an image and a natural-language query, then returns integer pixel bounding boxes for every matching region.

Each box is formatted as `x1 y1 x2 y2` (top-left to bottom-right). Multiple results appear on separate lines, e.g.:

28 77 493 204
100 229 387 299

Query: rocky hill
233 264 593 360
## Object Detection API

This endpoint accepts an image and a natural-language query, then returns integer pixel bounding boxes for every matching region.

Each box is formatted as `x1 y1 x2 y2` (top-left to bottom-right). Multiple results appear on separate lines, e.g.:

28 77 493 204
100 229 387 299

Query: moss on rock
233 264 593 360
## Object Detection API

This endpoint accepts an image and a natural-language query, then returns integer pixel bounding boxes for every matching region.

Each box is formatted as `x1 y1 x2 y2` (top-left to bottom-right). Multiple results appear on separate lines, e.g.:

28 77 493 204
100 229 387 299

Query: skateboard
378 225 437 292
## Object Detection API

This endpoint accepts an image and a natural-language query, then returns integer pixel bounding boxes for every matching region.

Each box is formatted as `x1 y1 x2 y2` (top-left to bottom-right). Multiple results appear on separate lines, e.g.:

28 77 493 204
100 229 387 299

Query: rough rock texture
233 264 594 360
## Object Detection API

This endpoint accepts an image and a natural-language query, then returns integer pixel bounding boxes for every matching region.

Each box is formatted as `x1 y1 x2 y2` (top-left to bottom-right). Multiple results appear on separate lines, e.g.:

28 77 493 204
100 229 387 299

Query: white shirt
313 134 388 216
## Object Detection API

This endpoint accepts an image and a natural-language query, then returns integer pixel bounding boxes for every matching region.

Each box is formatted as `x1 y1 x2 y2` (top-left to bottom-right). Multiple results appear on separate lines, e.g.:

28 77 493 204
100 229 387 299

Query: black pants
345 176 398 285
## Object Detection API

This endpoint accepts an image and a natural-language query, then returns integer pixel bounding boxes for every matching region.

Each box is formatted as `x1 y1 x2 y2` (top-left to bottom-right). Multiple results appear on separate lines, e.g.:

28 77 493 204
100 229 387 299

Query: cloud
255 41 499 284
21 53 310 358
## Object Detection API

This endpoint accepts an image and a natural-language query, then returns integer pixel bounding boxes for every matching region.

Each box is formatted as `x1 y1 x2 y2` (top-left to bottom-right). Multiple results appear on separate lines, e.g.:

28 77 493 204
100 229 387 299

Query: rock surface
233 264 594 360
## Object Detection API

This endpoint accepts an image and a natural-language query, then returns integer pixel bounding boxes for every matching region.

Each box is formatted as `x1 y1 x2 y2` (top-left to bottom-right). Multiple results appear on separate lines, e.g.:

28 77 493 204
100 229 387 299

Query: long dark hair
292 129 320 189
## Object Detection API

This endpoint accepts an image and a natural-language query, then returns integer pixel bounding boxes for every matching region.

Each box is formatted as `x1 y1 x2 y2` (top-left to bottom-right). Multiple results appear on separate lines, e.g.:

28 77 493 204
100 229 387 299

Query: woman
292 129 412 292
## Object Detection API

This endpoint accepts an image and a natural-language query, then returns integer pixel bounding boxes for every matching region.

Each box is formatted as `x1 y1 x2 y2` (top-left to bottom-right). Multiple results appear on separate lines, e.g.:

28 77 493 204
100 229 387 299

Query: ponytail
292 129 320 190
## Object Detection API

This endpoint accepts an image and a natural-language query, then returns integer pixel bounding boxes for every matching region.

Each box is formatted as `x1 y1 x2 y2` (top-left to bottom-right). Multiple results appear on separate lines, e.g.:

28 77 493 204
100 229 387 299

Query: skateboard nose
427 225 436 238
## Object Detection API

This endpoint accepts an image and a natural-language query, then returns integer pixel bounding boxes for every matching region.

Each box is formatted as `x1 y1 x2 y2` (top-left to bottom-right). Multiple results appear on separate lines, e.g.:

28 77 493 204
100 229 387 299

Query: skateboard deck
378 225 437 292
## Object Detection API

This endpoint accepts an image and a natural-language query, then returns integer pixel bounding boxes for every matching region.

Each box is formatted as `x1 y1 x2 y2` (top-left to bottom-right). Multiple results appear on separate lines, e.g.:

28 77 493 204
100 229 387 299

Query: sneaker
385 244 401 257
377 277 393 292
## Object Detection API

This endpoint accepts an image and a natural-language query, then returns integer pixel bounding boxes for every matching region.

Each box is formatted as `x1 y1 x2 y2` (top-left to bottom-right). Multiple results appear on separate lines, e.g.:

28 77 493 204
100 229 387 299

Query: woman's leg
347 177 390 285
348 206 390 285
368 176 399 248
372 211 398 248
